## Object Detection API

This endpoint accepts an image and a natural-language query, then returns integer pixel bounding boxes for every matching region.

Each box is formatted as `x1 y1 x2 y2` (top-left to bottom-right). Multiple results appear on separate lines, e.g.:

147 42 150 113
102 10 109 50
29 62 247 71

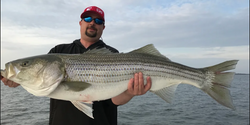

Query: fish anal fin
71 101 94 119
151 84 179 103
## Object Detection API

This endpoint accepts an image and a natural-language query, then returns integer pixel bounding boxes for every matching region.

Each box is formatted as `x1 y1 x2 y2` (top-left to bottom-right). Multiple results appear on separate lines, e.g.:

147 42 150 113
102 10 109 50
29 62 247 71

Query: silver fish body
1 44 238 118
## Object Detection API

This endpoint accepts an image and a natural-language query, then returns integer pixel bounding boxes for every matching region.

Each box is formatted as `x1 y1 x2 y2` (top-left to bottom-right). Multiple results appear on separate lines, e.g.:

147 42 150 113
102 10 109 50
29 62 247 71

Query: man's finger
133 73 139 95
127 78 134 91
138 72 144 95
1 78 20 88
144 76 152 93
12 82 20 88
7 80 13 87
2 78 8 85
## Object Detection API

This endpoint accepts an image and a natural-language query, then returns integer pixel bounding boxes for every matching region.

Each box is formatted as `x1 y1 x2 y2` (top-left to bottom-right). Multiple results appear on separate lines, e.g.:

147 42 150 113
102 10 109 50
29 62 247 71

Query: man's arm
111 72 152 105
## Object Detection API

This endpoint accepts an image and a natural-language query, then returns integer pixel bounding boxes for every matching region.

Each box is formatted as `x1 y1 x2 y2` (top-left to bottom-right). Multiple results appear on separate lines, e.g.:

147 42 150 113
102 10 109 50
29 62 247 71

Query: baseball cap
80 6 105 21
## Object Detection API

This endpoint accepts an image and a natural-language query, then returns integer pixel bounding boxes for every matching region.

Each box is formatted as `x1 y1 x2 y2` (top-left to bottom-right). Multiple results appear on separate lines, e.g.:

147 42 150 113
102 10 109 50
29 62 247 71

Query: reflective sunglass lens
84 17 92 22
83 17 104 25
95 19 104 24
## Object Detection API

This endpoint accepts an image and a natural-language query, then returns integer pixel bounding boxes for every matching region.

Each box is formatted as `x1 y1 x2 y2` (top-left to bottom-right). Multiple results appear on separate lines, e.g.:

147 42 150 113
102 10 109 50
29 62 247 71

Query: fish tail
203 60 239 110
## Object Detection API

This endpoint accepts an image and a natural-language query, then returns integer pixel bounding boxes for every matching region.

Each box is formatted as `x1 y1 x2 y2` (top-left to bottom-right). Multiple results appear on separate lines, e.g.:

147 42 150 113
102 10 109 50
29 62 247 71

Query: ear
79 20 82 26
103 25 105 30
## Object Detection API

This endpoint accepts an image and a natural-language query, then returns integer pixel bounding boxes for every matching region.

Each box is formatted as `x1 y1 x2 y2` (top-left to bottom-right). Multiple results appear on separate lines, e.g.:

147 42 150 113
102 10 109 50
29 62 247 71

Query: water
1 75 249 125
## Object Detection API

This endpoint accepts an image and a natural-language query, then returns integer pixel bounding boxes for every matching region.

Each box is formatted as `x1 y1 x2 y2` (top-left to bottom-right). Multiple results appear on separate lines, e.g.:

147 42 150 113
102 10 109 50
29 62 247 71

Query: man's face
79 12 105 42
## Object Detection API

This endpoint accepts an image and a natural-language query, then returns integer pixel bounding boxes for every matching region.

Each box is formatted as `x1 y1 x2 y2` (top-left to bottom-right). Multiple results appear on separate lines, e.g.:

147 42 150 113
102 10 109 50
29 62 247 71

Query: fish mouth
1 69 6 79
4 63 20 79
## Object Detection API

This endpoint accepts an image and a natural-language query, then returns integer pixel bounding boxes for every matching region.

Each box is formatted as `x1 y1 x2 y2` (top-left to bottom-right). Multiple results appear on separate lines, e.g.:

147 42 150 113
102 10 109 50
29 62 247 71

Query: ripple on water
1 75 249 125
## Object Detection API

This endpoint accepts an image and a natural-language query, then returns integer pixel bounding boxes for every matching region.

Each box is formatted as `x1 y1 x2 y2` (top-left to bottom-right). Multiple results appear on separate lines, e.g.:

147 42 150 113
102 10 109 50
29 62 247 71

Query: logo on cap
96 8 103 14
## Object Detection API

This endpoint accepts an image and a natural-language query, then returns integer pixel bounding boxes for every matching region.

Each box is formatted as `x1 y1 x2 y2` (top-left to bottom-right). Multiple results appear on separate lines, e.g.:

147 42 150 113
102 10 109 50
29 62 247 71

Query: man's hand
126 72 152 96
1 74 20 88
112 72 152 105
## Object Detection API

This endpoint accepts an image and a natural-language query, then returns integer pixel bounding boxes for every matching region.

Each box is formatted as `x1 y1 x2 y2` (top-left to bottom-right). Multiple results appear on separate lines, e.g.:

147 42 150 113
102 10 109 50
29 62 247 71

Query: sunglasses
83 16 104 25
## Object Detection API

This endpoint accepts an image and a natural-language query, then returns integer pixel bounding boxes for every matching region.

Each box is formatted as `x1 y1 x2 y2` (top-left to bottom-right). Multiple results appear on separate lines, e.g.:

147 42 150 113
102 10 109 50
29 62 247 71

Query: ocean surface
1 74 249 125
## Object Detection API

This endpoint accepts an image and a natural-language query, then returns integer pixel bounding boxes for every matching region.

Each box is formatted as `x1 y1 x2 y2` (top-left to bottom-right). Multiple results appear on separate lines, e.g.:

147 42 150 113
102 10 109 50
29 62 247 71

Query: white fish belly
150 77 201 91
81 81 128 101
47 81 128 102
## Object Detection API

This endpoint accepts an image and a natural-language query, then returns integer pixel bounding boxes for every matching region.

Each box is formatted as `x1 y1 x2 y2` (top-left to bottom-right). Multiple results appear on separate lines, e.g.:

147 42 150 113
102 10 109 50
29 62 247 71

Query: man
1 6 152 125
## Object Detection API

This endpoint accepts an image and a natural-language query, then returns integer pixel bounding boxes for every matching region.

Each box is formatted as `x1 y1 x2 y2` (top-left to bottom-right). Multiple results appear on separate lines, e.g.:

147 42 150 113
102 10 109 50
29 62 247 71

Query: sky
1 0 249 73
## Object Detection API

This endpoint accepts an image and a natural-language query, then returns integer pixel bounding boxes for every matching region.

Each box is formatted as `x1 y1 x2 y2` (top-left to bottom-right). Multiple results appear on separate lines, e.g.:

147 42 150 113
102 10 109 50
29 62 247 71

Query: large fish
1 44 238 118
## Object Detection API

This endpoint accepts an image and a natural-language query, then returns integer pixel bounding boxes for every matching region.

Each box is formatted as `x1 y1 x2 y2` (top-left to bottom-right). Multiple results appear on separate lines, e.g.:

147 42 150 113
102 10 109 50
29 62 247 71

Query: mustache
87 26 97 31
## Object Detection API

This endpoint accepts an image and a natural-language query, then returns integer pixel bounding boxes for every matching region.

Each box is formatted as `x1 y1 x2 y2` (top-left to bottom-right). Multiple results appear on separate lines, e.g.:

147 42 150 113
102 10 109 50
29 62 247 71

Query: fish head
1 54 65 96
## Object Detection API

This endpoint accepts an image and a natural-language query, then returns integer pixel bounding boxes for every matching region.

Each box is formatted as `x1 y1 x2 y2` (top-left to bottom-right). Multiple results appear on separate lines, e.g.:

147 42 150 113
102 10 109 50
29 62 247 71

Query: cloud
103 3 249 49
1 0 249 73
158 46 249 59
1 21 77 46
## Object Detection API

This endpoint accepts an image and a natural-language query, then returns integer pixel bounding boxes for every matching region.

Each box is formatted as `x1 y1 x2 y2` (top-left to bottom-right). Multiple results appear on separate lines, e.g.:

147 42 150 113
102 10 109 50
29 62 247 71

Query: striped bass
1 44 238 118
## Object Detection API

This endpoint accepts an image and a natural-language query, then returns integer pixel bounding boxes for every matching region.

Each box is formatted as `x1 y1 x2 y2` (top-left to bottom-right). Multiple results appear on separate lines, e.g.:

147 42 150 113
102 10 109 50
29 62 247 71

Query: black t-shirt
48 39 119 125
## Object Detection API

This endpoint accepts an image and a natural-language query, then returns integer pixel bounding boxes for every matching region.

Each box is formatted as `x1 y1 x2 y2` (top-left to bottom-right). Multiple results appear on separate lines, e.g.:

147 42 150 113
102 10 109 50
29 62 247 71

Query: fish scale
1 44 238 119
61 53 205 85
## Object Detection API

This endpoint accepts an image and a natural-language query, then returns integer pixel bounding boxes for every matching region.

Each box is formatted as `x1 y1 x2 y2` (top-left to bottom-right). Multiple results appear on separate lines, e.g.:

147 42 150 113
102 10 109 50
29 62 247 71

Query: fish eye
21 61 30 67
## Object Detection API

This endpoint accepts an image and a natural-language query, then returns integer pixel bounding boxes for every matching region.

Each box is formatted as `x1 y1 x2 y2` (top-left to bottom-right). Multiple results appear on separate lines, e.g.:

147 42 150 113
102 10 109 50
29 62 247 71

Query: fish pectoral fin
151 84 179 103
71 101 94 119
62 81 91 92
83 101 93 104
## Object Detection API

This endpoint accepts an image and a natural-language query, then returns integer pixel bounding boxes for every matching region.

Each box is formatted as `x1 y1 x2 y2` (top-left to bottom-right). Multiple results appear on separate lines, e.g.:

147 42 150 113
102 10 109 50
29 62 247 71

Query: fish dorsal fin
129 44 170 61
84 48 114 54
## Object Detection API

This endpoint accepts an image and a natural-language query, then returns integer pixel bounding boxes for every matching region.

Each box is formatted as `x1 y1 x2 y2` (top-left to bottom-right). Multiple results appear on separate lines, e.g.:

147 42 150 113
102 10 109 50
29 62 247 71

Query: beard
85 26 97 38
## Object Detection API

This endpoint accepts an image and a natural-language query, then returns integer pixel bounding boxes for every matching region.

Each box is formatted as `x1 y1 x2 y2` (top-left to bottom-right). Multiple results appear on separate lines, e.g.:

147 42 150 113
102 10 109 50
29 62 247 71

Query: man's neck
80 39 99 49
